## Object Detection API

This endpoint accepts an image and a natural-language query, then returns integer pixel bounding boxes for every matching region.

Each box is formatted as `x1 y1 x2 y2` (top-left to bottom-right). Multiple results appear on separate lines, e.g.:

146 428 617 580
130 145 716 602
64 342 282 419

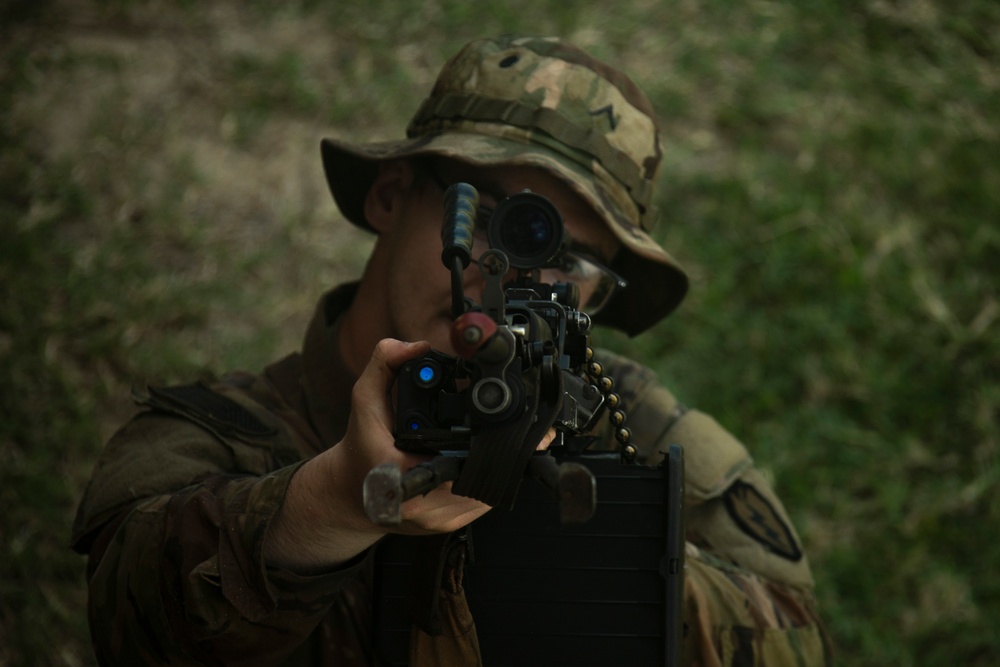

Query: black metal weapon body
363 183 606 524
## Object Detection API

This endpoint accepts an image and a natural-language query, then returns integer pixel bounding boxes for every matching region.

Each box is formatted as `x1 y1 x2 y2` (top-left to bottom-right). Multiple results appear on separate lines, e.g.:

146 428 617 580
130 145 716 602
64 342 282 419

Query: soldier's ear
364 160 417 233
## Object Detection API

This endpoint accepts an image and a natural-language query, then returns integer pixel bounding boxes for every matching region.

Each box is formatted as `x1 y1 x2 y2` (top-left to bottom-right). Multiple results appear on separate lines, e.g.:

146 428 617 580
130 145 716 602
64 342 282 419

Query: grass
2 1 998 665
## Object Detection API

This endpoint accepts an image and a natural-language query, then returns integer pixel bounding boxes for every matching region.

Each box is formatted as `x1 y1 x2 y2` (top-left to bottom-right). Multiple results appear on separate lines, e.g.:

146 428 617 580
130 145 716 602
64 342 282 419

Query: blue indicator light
408 420 420 431
418 365 436 383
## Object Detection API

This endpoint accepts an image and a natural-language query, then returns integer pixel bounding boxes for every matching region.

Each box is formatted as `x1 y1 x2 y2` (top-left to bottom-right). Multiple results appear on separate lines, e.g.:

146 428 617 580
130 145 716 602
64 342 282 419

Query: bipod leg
526 455 596 524
363 456 464 526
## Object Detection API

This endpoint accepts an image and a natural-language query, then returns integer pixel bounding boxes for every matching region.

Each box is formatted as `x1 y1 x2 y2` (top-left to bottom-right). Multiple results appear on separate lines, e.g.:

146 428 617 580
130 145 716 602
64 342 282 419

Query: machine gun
363 182 638 525
365 181 686 666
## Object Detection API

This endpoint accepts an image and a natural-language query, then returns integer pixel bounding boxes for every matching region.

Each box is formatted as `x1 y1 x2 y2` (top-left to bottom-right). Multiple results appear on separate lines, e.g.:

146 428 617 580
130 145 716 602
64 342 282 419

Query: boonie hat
321 34 688 336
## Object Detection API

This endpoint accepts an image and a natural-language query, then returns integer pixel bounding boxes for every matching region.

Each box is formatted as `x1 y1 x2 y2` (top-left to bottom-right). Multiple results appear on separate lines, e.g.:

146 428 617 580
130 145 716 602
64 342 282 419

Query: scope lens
501 206 553 256
488 192 564 268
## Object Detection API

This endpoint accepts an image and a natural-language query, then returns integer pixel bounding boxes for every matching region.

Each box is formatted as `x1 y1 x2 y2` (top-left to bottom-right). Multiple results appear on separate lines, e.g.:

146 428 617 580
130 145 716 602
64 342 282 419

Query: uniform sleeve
592 349 833 666
72 411 364 666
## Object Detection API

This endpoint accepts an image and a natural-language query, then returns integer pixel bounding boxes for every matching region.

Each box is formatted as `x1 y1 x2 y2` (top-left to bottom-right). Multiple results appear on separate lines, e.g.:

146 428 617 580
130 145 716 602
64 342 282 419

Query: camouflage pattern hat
321 34 688 335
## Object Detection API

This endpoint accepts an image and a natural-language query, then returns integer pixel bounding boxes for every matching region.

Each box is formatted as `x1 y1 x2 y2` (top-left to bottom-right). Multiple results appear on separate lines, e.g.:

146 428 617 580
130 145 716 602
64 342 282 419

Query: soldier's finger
536 427 558 451
400 491 491 534
353 338 430 422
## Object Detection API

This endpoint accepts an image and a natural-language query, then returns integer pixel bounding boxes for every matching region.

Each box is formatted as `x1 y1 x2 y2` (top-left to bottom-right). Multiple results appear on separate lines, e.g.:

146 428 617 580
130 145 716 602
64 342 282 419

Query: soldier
73 34 831 665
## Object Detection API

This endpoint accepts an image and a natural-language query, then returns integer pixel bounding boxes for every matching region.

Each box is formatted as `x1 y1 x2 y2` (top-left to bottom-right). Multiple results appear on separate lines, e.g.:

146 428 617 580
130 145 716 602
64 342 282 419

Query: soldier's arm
72 339 488 666
593 349 833 665
71 405 366 666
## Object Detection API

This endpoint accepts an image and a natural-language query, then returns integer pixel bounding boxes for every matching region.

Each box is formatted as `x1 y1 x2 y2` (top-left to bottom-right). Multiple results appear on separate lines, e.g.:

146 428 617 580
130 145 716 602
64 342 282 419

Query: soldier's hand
264 338 492 571
338 338 494 535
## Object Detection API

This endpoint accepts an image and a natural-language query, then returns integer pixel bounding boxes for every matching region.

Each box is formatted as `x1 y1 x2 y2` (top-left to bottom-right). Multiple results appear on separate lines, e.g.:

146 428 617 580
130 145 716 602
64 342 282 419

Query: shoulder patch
723 481 802 562
140 383 277 437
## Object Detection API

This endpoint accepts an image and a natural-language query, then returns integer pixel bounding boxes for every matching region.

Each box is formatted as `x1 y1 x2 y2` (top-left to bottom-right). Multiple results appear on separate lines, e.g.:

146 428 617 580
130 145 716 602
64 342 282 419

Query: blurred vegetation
2 0 997 665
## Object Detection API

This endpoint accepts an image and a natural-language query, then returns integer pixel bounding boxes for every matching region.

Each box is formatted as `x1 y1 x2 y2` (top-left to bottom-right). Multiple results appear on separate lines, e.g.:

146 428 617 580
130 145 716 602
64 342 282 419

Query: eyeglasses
426 167 627 315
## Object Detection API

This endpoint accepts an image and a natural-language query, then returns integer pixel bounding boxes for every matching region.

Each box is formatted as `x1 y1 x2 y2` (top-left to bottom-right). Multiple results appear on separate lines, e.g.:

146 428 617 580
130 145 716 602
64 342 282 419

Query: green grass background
2 1 998 664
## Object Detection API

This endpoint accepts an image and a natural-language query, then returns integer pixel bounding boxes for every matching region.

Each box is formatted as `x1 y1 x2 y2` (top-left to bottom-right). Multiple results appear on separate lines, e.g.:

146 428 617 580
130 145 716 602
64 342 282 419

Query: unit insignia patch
723 481 802 561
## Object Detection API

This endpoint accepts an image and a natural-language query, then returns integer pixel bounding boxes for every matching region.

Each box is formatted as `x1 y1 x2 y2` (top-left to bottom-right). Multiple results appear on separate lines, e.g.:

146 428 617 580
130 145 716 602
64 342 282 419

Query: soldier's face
380 162 620 354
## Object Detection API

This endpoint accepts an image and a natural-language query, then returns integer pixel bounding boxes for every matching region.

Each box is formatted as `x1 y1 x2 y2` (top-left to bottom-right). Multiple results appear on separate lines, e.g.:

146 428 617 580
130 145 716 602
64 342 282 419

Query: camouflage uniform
73 34 831 665
73 286 829 666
